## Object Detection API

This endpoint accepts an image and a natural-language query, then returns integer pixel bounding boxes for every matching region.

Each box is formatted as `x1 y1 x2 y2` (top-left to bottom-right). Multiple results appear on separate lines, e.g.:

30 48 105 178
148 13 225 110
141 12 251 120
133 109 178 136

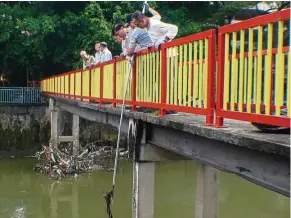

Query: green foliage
0 1 288 85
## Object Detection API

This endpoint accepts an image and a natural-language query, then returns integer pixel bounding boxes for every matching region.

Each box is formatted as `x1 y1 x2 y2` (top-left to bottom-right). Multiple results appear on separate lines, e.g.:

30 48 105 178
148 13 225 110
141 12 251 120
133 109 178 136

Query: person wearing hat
100 42 112 63
112 14 143 57
113 13 154 57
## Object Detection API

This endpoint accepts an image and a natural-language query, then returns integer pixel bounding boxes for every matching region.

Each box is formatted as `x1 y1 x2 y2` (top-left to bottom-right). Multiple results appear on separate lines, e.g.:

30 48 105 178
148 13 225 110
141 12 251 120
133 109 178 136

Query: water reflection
0 158 289 218
0 158 132 218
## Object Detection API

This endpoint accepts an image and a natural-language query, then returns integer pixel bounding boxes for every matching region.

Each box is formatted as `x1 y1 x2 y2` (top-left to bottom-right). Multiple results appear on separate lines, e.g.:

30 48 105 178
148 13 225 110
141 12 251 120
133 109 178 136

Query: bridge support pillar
132 161 155 218
195 162 220 218
49 98 58 148
72 114 80 155
131 122 155 218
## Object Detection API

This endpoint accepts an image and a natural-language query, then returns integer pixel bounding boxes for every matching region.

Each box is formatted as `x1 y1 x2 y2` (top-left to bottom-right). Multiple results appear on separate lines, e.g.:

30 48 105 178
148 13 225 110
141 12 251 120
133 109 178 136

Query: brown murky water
0 158 289 218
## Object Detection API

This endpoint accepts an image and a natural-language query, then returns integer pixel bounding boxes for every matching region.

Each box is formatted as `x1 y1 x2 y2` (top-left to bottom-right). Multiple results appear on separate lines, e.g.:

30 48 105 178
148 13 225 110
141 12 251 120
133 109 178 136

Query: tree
1 1 288 85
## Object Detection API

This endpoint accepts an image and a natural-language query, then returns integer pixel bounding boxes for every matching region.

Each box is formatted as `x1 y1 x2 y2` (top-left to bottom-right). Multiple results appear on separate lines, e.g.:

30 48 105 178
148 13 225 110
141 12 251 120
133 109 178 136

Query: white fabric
147 16 178 45
100 48 112 63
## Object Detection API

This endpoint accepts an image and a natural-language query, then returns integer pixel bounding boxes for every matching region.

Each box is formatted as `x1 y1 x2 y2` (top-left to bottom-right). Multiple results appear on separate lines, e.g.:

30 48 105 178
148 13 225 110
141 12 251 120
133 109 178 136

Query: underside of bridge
48 96 290 218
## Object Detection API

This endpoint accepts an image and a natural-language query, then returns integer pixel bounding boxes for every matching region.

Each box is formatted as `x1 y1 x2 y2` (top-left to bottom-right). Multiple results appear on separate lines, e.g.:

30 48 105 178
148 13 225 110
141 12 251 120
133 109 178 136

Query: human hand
143 2 149 12
154 40 163 49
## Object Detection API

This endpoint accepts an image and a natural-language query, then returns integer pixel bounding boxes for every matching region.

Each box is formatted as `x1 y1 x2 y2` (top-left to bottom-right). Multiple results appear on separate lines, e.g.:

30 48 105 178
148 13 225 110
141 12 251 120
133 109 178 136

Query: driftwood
33 142 128 180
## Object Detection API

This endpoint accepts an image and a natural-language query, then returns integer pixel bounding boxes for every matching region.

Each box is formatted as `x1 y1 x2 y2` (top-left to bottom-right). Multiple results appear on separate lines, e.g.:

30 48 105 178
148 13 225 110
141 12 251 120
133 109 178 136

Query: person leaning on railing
112 23 153 59
100 42 113 63
94 42 102 65
124 14 144 55
80 50 95 70
131 2 178 48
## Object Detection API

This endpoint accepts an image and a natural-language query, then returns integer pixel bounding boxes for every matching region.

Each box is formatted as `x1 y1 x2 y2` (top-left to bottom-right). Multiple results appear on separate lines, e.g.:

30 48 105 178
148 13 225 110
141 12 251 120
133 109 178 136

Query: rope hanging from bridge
103 55 135 218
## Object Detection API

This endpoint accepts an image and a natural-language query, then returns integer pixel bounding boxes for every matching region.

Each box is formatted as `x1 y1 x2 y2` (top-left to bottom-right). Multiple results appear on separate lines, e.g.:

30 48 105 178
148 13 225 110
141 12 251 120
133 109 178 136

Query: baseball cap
100 42 107 47
124 13 133 27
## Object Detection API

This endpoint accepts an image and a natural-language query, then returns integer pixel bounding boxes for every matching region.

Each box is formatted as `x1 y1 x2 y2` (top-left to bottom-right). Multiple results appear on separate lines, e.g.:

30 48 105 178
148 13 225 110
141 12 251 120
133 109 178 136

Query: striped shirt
128 28 153 50
122 27 143 56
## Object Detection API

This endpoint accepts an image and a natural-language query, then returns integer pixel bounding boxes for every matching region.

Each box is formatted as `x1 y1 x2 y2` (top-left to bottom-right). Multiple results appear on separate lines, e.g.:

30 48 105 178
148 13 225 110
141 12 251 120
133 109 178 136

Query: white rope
112 55 134 187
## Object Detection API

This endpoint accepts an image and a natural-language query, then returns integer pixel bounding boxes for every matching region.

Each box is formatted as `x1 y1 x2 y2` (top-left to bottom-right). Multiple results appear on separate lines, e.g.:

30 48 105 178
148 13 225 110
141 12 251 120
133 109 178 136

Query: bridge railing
41 9 290 128
216 9 290 127
0 87 43 104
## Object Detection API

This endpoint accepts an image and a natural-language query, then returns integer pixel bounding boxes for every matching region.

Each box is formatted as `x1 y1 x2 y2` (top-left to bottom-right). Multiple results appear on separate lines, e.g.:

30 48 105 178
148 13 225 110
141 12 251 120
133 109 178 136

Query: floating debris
33 141 128 180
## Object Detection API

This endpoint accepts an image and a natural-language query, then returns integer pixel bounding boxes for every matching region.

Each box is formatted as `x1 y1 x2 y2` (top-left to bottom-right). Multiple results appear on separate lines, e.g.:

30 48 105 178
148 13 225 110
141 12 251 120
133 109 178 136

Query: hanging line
104 55 134 218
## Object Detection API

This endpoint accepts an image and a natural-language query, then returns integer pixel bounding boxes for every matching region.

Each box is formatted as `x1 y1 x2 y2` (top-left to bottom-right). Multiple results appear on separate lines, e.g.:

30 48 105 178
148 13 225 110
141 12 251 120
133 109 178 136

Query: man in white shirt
131 5 178 48
94 42 102 65
100 42 112 63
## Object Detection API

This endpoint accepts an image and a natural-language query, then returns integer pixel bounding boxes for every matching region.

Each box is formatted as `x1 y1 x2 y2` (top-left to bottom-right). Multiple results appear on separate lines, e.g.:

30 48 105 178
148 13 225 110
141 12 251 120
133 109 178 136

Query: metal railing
0 87 43 104
216 9 290 127
41 9 290 128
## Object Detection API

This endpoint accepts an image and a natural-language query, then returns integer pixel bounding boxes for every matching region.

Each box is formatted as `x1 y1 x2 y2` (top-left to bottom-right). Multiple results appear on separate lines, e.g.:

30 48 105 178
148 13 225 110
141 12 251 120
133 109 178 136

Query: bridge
41 10 290 218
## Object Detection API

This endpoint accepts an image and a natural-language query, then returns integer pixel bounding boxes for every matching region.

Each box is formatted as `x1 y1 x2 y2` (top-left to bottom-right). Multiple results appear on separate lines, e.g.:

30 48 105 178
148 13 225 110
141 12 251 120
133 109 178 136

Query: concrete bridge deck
50 96 290 198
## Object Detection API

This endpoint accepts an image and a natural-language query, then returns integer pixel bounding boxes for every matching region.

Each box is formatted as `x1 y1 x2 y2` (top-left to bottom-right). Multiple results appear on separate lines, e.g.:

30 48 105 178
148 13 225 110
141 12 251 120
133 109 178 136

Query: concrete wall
0 105 50 154
0 105 125 156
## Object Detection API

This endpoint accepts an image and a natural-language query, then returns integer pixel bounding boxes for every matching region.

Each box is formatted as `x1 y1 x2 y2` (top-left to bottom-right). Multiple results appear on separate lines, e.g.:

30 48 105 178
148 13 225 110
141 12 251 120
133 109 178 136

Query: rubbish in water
33 141 128 180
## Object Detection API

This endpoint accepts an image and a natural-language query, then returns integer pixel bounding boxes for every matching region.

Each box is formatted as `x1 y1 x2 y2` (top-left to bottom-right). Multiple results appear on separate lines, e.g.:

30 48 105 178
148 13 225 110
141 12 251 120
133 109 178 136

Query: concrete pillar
195 162 220 218
50 98 58 148
132 161 155 218
72 114 80 155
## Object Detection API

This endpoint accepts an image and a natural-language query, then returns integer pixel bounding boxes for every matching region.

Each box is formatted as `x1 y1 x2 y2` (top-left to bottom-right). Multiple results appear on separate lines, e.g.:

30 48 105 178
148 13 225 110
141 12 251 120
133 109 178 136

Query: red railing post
113 60 117 108
206 30 216 126
132 56 137 111
57 77 59 96
100 65 104 105
160 46 167 116
54 77 56 96
89 68 92 103
215 32 225 127
63 75 65 98
80 70 83 101
68 73 71 99
74 72 76 100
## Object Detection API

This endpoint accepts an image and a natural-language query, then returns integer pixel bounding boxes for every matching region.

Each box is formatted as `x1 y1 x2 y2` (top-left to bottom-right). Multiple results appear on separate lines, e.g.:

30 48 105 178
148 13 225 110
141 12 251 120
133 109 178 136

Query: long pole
104 56 134 218
112 56 134 188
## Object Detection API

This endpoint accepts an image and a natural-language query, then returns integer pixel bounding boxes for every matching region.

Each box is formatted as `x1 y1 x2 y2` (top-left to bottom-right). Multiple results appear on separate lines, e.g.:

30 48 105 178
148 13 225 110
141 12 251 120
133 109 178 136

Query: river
0 158 289 218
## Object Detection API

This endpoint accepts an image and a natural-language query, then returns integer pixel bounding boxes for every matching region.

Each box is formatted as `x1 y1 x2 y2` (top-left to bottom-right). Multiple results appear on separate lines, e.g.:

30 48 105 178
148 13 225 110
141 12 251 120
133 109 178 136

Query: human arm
121 41 128 56
127 33 137 56
94 53 101 64
157 21 178 42
143 2 161 20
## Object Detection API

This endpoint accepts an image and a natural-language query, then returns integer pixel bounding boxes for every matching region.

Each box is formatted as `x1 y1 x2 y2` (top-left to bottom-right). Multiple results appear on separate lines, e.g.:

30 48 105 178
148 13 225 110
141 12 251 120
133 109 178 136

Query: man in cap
100 42 112 63
80 50 95 70
112 14 146 57
113 22 153 57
